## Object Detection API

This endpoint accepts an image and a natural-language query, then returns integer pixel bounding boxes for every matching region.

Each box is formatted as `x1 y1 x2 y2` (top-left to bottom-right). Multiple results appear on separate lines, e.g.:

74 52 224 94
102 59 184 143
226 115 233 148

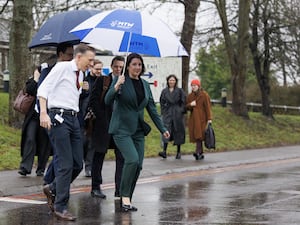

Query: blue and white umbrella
70 9 188 57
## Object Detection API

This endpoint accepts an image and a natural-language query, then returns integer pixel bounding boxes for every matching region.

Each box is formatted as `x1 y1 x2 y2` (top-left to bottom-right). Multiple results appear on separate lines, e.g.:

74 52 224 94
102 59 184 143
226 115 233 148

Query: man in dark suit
88 56 125 198
78 59 103 177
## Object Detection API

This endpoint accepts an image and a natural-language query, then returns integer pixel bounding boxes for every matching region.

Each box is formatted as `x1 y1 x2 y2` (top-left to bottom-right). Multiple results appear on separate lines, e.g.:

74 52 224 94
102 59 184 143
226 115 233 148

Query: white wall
96 55 182 103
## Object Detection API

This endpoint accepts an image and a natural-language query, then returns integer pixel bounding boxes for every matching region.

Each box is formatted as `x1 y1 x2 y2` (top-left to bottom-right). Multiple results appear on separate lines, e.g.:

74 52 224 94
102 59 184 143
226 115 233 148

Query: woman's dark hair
166 74 178 88
124 53 145 76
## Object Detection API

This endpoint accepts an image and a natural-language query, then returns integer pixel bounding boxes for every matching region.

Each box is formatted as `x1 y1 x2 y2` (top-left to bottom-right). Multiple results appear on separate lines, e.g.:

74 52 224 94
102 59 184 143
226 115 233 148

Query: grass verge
1 92 300 170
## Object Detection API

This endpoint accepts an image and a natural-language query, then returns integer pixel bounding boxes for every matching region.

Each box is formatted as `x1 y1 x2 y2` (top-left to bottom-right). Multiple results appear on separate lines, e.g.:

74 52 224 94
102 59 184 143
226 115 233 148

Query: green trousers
113 131 145 199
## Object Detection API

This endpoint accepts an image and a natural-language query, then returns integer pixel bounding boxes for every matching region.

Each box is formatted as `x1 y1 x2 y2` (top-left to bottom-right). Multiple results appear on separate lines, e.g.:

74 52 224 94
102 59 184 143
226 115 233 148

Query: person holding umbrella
105 53 170 211
38 44 95 221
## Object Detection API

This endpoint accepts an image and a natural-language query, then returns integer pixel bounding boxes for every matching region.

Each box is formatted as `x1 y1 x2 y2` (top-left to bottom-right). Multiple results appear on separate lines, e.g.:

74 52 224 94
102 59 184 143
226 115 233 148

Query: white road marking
0 197 46 205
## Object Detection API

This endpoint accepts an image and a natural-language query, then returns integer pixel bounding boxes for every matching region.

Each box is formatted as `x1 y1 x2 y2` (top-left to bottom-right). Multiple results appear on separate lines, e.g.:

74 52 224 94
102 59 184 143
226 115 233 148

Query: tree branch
0 0 11 14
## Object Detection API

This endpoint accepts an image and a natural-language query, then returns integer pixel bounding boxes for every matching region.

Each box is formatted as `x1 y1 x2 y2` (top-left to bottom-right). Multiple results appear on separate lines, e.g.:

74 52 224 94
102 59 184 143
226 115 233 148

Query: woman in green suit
105 53 170 212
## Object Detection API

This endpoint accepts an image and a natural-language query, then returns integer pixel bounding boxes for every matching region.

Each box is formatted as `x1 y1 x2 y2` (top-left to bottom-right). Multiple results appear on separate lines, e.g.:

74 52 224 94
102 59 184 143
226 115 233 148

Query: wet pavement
1 145 300 224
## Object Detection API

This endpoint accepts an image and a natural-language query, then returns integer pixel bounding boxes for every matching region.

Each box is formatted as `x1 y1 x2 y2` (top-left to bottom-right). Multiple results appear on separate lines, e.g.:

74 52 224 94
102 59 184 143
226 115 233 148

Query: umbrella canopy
28 9 101 49
70 9 188 57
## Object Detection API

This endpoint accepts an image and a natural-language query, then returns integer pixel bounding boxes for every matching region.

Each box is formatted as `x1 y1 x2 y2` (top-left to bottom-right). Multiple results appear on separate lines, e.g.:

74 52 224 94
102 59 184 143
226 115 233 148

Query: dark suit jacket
78 72 97 127
89 74 115 153
105 74 167 136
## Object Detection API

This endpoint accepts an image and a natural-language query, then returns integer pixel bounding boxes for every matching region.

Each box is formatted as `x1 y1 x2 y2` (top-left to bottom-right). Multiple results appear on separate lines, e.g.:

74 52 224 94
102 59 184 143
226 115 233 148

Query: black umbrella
28 9 100 49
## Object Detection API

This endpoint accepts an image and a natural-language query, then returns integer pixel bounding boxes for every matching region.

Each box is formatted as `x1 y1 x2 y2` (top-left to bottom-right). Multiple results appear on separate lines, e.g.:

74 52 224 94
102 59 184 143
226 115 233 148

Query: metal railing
211 99 300 115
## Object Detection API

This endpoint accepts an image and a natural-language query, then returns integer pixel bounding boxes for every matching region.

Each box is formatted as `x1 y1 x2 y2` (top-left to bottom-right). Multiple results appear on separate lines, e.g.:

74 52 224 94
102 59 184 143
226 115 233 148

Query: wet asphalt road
1 153 300 224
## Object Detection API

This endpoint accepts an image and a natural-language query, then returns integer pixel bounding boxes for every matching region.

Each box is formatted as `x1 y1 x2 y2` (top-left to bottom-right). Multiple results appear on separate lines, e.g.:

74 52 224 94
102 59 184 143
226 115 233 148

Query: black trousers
20 117 51 173
91 152 105 190
82 128 94 172
91 149 124 194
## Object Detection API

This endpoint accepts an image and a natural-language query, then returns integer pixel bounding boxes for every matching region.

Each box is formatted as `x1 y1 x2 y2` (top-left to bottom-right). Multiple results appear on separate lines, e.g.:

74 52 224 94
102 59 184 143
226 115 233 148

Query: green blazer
105 75 167 136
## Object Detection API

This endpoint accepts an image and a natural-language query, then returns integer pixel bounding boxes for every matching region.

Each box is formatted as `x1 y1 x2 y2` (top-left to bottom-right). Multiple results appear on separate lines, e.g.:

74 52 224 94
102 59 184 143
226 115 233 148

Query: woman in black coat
19 73 51 176
158 74 186 159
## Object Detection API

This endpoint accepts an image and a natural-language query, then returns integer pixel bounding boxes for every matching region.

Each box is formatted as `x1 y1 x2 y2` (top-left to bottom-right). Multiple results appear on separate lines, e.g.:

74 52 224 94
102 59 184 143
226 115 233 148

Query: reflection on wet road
1 158 300 224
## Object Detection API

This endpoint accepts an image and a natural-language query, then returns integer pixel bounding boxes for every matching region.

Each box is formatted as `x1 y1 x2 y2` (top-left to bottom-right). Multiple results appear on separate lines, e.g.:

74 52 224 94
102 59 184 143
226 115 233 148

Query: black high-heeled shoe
121 203 138 212
120 197 138 212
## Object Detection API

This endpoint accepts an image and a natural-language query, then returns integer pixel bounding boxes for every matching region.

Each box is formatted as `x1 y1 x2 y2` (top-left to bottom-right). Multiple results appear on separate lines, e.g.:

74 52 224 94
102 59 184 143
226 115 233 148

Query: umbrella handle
118 85 122 95
118 59 127 95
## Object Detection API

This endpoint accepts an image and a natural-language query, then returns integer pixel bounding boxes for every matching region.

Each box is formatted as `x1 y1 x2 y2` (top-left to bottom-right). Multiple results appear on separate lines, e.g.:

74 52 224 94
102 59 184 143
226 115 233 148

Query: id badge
54 114 64 124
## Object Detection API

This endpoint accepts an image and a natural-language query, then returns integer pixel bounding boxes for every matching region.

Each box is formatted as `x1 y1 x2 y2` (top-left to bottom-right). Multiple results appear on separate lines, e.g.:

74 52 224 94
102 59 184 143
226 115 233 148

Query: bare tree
249 0 273 118
8 0 33 127
215 0 251 118
0 0 11 14
179 0 201 93
272 0 300 85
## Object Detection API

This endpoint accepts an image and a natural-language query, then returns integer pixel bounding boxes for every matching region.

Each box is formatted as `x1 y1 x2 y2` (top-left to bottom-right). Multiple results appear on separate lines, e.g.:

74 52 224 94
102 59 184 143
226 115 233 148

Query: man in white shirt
38 43 95 221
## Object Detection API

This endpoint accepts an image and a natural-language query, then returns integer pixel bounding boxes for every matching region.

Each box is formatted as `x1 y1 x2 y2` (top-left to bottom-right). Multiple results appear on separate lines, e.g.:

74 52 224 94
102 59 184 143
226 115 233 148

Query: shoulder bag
13 89 35 114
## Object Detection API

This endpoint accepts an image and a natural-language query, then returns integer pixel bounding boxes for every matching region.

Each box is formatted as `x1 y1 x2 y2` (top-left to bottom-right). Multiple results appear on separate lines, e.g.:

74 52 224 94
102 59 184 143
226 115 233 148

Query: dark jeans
44 157 56 185
44 131 57 185
48 112 83 213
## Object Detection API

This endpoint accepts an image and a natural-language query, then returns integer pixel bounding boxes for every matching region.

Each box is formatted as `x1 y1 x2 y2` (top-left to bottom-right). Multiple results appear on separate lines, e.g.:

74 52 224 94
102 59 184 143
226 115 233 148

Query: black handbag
141 121 151 136
204 123 215 149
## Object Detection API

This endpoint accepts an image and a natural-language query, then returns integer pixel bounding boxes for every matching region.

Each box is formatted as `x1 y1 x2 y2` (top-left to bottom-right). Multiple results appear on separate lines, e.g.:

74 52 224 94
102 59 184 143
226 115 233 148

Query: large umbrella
70 9 188 57
28 9 100 49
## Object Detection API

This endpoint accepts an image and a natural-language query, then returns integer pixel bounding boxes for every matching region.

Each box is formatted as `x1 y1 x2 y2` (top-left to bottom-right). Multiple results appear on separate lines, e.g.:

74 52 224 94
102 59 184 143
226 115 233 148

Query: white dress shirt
37 59 83 112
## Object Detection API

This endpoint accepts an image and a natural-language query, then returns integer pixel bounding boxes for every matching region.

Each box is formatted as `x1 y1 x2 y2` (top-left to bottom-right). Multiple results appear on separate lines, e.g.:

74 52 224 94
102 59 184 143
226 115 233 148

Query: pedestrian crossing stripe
0 197 46 204
0 177 169 205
